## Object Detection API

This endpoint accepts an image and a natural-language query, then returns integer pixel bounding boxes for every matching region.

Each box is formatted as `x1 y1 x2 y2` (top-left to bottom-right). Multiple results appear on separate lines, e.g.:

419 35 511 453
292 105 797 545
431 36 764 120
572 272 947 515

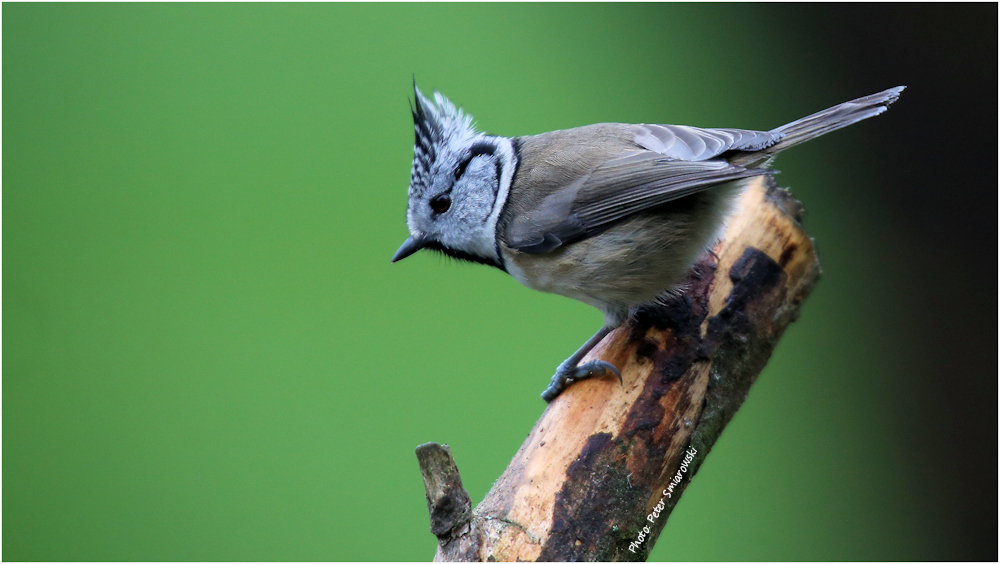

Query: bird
391 83 904 402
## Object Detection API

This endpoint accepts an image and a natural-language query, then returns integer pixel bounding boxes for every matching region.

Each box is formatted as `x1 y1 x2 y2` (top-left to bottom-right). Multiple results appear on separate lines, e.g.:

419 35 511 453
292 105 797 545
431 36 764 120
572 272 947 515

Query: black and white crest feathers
409 85 476 199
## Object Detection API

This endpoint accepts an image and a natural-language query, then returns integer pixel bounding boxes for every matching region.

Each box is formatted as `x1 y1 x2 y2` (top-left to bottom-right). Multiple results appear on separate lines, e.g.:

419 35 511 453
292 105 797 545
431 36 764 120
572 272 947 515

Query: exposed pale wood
418 176 821 561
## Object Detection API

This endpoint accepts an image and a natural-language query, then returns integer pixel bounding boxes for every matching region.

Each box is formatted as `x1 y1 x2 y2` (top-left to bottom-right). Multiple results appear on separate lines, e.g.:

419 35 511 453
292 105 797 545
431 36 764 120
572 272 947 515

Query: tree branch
415 176 821 561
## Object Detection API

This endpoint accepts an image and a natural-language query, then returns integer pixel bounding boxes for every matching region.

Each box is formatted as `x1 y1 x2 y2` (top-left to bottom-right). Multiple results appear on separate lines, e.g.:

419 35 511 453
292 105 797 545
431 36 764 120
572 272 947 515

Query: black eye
430 193 451 214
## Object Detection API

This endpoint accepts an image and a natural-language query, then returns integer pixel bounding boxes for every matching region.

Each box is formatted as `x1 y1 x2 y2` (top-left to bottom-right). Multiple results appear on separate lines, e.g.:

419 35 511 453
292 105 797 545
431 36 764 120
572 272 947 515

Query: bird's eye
430 193 451 214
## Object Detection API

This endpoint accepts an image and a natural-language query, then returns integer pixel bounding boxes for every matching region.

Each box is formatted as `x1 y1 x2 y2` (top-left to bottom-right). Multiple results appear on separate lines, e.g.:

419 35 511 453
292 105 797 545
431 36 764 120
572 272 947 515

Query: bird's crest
409 83 477 197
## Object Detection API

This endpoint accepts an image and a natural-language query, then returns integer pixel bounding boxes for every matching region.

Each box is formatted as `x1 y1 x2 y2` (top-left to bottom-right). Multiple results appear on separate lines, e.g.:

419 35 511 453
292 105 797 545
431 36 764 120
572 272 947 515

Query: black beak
391 235 428 263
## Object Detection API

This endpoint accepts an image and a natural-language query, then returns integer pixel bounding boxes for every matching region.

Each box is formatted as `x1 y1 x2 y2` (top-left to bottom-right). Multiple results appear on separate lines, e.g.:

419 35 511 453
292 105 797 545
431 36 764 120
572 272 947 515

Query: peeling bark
417 177 821 561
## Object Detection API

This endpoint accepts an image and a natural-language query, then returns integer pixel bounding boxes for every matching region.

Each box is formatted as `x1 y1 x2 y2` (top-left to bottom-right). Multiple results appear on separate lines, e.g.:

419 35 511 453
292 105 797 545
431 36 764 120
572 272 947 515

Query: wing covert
634 124 783 161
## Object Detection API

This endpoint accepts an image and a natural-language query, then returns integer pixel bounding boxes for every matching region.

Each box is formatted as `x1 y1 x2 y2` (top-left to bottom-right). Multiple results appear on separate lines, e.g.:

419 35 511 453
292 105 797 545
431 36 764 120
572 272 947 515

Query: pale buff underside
501 180 745 326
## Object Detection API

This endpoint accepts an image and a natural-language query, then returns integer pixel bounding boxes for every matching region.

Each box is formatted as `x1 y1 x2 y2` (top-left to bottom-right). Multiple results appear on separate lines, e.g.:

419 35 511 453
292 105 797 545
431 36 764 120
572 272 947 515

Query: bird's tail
730 86 905 166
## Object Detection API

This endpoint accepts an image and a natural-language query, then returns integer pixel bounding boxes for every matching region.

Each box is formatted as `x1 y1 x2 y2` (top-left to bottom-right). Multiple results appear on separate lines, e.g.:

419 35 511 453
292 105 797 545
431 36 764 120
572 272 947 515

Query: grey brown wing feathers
504 137 773 254
633 124 782 161
500 87 903 254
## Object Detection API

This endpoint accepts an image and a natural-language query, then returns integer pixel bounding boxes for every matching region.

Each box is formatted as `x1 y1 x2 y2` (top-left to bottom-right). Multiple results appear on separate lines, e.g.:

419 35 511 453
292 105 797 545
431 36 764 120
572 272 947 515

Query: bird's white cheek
441 224 497 260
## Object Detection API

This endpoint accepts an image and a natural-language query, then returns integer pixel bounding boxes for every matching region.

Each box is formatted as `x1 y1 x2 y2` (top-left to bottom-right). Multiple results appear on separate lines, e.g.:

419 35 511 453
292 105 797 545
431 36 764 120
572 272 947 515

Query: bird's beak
391 235 428 263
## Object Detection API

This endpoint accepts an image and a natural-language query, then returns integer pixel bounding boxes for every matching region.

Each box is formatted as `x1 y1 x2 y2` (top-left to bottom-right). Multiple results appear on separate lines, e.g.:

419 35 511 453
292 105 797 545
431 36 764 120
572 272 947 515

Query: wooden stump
417 176 822 561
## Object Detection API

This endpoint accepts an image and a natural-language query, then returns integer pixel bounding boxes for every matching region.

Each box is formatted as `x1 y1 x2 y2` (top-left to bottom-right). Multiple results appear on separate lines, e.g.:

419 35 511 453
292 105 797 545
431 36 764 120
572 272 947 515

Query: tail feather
731 86 904 166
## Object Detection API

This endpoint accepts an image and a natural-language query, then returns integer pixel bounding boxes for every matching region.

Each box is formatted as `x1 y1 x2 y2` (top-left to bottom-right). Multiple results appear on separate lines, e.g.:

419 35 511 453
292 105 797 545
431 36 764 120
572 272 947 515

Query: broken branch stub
416 443 473 542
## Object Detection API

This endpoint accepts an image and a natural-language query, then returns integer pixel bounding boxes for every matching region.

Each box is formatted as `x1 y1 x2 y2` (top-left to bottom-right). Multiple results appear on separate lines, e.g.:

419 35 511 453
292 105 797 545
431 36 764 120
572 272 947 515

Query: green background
4 4 995 561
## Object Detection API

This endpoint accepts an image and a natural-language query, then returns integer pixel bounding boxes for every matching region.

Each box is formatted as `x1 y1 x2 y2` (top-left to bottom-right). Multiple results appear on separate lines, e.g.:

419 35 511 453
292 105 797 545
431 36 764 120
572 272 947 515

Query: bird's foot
541 359 622 402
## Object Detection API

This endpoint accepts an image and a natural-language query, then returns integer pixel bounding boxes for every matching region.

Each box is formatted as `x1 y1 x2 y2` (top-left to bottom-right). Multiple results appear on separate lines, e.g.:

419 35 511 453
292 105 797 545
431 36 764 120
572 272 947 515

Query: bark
416 176 821 561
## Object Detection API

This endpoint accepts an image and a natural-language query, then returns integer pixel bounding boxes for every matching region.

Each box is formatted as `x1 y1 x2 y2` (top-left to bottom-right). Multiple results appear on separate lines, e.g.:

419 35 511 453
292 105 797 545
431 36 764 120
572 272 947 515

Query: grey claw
589 360 623 384
541 359 623 402
541 384 561 403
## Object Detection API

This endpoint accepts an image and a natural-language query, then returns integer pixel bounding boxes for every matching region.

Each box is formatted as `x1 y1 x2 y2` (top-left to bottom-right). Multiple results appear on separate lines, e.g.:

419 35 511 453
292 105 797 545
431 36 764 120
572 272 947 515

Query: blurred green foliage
4 4 993 561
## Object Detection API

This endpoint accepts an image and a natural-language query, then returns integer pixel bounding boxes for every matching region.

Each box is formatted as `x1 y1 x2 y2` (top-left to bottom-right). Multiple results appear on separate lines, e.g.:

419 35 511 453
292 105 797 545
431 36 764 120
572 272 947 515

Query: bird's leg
541 325 622 402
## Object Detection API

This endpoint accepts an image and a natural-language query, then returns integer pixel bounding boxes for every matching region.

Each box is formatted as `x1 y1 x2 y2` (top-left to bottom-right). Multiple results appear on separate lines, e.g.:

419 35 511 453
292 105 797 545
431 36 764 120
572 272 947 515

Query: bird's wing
504 146 774 254
633 124 782 161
